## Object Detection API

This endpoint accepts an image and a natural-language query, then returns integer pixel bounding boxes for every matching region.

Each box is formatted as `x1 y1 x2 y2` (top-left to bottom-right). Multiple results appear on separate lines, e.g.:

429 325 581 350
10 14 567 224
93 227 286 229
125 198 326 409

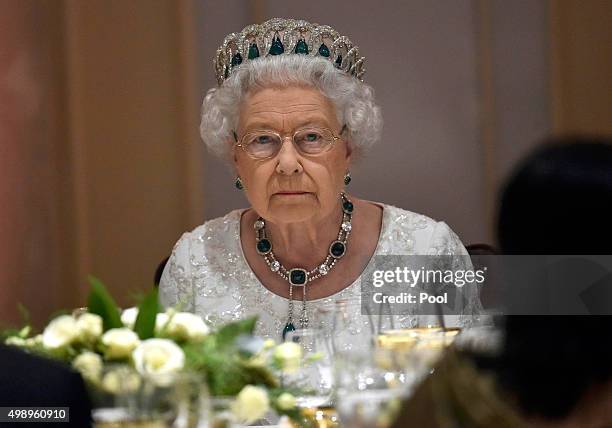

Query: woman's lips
274 191 311 195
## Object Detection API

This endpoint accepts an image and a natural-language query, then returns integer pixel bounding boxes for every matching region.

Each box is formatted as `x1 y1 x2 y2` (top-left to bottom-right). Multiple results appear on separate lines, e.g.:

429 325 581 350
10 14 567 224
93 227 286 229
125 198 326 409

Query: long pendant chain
254 193 354 338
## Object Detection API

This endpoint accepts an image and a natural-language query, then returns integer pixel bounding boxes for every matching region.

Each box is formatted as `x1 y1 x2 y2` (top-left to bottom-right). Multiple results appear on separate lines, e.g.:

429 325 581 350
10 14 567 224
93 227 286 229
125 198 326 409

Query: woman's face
233 86 351 224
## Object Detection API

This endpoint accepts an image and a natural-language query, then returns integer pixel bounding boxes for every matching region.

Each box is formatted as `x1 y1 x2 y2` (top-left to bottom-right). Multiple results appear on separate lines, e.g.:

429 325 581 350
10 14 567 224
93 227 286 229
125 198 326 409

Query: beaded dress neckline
159 203 481 339
236 202 387 304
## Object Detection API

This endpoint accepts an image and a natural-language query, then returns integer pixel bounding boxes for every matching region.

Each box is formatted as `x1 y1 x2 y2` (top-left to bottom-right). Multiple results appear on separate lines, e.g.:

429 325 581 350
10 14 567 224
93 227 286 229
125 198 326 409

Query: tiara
214 18 366 86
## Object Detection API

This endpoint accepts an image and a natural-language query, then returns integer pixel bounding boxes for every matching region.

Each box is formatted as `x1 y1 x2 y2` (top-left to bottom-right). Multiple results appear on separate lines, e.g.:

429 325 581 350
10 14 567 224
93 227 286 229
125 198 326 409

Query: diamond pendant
282 322 296 340
256 194 353 341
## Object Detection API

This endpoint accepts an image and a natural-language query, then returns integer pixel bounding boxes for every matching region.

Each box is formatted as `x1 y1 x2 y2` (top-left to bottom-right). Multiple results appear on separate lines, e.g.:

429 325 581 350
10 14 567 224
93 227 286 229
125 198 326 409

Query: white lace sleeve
159 233 195 312
427 221 483 327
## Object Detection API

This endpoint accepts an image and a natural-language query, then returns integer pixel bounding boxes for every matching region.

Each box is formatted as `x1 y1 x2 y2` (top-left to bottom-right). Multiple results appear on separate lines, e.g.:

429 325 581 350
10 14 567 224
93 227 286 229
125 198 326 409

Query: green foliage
215 317 257 349
267 388 314 428
0 305 31 342
87 276 122 331
0 327 21 342
2 291 308 425
17 326 31 338
182 316 278 396
133 288 159 339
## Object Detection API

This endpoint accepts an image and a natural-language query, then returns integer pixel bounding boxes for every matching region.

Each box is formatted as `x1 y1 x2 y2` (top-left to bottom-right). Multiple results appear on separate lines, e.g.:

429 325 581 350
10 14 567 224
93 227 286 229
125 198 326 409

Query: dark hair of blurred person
498 137 612 255
496 136 612 426
0 343 92 427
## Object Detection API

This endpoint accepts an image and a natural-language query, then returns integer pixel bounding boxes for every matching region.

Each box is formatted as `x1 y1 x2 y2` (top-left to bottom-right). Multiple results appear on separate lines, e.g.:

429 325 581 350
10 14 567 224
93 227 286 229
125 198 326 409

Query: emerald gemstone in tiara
269 34 284 55
248 43 260 60
318 43 330 57
294 39 309 54
231 53 243 68
214 18 366 85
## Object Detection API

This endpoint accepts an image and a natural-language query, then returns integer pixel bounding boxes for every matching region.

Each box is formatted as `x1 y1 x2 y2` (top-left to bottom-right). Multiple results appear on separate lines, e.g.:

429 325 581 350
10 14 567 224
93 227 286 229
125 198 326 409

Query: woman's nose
275 137 303 175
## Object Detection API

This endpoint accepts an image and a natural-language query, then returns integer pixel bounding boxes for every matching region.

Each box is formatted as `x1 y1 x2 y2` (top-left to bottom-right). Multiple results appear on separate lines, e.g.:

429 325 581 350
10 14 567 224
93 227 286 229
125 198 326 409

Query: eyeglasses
233 125 346 159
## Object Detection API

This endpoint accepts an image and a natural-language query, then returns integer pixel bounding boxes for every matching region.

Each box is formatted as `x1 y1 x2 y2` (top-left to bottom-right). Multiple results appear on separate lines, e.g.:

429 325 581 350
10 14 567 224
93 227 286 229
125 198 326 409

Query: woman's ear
230 136 239 165
345 140 353 162
341 125 352 161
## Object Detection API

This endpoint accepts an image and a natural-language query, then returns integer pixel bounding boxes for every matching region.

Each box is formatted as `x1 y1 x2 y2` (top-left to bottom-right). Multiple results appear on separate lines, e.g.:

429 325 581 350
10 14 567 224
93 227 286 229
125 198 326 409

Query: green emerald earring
235 176 244 190
343 171 352 186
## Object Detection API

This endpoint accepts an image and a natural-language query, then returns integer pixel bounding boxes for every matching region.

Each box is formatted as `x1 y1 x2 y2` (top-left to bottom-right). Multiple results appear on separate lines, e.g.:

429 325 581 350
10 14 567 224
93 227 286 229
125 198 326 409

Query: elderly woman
159 18 481 339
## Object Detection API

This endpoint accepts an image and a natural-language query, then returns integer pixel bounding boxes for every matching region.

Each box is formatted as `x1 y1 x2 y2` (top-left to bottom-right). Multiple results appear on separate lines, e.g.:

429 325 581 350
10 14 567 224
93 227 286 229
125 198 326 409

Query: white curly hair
200 54 382 159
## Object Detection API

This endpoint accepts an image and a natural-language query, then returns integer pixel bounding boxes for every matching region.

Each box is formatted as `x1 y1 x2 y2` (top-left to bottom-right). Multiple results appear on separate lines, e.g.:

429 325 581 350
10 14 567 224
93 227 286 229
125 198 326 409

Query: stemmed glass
330 303 462 427
90 365 208 428
325 298 377 362
334 350 408 428
283 328 335 409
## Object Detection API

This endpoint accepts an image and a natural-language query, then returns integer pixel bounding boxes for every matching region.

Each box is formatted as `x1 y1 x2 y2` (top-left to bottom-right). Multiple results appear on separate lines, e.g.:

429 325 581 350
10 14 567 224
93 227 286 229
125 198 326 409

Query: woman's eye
254 135 275 144
299 132 322 143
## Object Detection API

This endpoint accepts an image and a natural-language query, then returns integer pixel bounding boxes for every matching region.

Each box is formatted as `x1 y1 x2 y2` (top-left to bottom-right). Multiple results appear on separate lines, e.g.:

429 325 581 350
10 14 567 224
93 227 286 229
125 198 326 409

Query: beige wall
0 1 72 327
62 0 204 307
1 0 204 326
195 0 552 244
550 0 612 135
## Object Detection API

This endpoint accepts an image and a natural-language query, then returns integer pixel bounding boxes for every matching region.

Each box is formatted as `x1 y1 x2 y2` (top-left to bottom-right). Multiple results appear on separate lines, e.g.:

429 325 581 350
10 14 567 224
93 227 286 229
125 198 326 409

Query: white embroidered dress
159 204 481 339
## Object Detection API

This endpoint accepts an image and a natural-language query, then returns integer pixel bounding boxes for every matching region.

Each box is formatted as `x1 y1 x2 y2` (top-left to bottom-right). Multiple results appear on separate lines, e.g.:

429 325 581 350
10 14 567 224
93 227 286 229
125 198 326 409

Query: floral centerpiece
3 277 306 426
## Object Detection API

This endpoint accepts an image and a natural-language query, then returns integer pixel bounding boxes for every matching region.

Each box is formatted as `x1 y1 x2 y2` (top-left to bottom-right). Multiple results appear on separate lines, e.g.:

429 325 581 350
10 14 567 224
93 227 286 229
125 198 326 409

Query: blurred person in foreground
0 343 92 427
393 137 612 428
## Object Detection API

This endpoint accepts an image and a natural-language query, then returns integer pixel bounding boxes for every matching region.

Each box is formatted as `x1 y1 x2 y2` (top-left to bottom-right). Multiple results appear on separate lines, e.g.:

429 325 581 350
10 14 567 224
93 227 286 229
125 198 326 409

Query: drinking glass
200 397 238 428
90 365 208 428
326 298 377 363
283 328 335 409
335 353 406 428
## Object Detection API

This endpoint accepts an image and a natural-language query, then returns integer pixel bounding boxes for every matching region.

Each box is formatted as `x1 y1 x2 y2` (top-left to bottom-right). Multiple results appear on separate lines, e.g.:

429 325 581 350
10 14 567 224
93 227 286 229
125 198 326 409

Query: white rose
121 307 139 329
101 328 140 359
121 307 170 333
73 351 103 383
5 336 26 347
101 368 141 394
155 312 170 333
24 334 43 347
132 338 185 384
42 315 79 349
276 392 296 410
165 312 209 341
273 342 302 373
231 385 270 424
76 313 103 342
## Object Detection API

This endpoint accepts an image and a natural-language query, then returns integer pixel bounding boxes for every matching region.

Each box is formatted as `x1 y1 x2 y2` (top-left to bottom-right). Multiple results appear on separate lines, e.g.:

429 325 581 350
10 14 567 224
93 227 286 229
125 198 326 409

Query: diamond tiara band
214 17 366 86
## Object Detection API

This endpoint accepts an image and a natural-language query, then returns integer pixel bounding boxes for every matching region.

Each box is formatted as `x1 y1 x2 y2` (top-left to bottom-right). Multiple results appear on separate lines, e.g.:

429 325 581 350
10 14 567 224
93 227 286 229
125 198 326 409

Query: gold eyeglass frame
233 125 347 160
